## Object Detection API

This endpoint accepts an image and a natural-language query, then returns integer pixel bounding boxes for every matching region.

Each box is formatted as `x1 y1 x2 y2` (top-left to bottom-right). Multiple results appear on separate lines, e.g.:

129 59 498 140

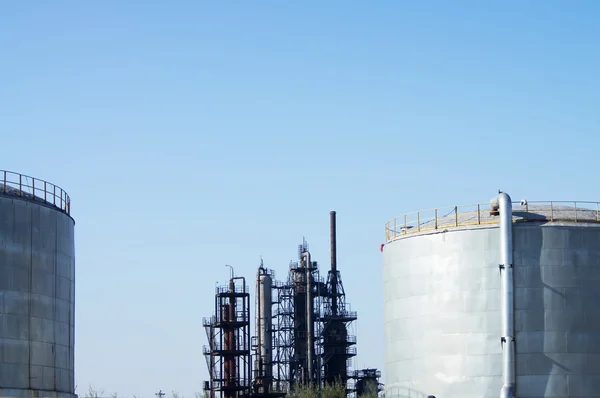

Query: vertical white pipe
499 192 515 398
258 270 273 386
256 268 262 385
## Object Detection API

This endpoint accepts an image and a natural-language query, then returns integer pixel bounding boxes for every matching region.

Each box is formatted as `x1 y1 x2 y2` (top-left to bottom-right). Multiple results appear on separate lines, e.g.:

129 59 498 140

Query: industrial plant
0 170 76 398
6 167 600 398
382 192 600 398
202 211 383 397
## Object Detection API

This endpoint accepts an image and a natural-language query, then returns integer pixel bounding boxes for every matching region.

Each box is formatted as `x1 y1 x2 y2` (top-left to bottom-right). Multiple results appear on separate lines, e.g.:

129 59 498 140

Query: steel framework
349 368 383 397
203 275 252 398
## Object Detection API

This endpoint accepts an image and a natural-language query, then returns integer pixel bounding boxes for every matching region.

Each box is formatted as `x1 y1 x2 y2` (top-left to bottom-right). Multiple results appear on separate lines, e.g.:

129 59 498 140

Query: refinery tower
203 212 382 397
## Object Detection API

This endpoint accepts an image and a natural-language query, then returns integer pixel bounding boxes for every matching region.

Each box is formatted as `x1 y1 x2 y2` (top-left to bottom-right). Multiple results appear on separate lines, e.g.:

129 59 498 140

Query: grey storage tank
382 193 600 398
0 170 76 398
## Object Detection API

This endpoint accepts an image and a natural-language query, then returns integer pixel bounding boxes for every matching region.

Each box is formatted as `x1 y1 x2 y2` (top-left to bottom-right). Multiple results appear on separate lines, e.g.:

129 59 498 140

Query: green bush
285 381 347 398
357 382 381 398
276 380 384 398
321 381 347 398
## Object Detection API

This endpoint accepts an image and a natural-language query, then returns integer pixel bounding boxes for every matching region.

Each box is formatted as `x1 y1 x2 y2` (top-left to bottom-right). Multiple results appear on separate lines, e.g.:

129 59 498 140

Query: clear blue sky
1 1 599 397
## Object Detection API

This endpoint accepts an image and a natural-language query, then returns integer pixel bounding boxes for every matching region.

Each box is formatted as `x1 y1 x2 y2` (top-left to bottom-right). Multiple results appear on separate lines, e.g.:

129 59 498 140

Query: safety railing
321 302 358 319
348 368 382 379
208 340 252 352
216 284 249 294
206 377 253 389
385 201 600 243
0 169 71 215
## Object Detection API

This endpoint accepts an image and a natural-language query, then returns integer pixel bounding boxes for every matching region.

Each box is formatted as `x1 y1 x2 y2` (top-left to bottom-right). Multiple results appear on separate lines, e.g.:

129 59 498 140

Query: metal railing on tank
0 169 71 215
385 200 600 243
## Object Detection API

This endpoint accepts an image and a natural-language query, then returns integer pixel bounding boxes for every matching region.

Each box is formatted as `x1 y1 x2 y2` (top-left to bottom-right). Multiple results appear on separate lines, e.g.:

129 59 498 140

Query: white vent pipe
498 192 515 398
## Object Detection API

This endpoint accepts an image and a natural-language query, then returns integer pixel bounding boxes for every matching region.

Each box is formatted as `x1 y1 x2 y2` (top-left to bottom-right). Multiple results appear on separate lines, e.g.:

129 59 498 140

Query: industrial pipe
330 211 338 315
304 250 314 384
256 264 273 391
498 192 515 398
256 266 263 389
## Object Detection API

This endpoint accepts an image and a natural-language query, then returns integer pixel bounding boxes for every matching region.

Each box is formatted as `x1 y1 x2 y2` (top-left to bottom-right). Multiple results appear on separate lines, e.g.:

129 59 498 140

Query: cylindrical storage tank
0 170 76 398
382 195 600 398
257 270 273 379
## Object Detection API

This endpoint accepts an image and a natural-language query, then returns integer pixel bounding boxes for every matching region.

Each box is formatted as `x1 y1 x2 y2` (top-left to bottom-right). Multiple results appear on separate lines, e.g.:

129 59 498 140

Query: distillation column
256 265 274 393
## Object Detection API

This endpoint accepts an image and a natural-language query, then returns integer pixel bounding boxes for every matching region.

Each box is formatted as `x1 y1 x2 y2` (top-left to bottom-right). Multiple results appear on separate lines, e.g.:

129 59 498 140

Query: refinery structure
0 168 382 398
202 211 383 397
6 166 600 398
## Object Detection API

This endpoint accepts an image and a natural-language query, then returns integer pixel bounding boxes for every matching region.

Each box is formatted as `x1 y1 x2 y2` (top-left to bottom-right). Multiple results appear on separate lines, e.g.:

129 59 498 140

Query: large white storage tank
382 192 600 398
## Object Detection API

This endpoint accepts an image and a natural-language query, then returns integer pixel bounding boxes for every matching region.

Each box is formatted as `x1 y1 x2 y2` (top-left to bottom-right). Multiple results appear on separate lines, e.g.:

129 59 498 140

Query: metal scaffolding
272 280 293 393
348 368 383 397
202 211 382 398
203 272 252 398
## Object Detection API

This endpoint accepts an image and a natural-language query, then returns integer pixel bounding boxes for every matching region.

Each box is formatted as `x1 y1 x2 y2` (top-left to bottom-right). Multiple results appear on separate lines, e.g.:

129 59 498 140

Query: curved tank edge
387 220 600 244
387 223 498 242
0 193 76 225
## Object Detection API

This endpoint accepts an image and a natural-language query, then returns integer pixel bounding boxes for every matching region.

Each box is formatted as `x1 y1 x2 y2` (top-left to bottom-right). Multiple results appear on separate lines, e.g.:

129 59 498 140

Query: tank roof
385 201 600 243
0 169 71 215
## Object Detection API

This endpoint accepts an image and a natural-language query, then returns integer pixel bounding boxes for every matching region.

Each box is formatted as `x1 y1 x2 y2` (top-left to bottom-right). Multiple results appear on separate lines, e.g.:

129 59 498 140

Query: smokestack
330 211 337 272
330 211 338 316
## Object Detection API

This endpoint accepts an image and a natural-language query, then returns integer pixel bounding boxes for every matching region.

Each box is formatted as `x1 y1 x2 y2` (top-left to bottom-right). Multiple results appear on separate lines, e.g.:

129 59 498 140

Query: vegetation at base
357 383 382 398
81 382 381 398
286 381 345 398
286 380 381 398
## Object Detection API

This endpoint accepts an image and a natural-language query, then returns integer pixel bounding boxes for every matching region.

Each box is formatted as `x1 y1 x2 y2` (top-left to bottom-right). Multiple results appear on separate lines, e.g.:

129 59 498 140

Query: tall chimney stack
330 211 338 315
